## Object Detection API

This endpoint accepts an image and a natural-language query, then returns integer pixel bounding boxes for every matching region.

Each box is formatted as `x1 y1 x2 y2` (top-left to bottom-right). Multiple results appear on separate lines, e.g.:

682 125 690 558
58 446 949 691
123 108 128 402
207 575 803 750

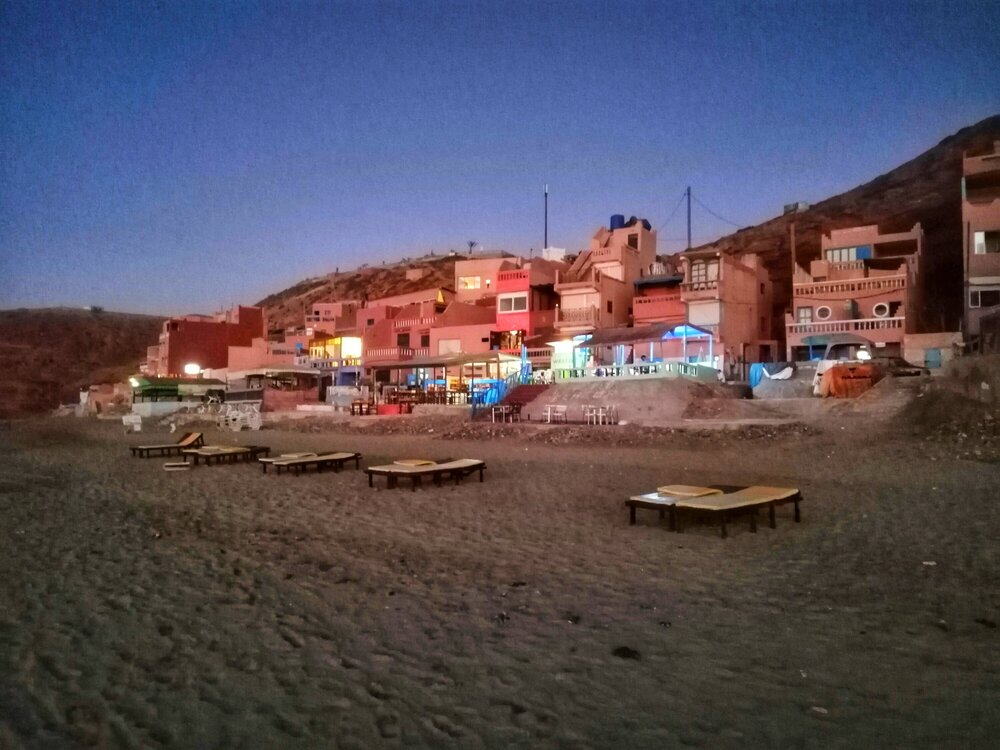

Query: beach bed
260 451 362 474
182 445 271 466
626 485 803 538
130 432 204 458
366 459 486 490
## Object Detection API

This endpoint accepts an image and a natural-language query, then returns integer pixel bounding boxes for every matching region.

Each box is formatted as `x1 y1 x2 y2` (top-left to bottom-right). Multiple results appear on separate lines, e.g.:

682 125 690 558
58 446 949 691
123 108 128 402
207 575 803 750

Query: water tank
610 214 625 230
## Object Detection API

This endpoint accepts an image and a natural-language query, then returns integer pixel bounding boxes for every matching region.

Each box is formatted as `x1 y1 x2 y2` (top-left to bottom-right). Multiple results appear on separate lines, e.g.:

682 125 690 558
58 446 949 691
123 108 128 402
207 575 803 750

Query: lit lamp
183 363 202 376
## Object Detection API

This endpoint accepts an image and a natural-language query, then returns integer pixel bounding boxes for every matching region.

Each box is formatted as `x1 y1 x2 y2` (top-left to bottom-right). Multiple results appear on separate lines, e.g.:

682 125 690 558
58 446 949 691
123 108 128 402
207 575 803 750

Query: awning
573 323 713 347
369 351 521 370
801 333 873 347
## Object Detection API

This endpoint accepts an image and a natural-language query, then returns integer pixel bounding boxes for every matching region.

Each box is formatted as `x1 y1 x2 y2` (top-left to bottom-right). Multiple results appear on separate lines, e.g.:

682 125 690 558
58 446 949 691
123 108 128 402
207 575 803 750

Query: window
396 333 410 347
816 305 832 321
974 231 1000 254
606 300 613 314
628 233 638 249
872 302 889 318
970 289 1000 308
458 276 481 290
498 294 528 313
796 307 813 324
826 246 858 263
420 333 430 348
689 260 718 284
366 318 375 326
760 283 765 295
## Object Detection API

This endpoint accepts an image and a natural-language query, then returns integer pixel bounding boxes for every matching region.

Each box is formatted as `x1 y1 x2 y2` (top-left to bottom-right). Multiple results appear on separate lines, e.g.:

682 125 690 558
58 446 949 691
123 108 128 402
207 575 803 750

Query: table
491 405 511 423
543 404 567 423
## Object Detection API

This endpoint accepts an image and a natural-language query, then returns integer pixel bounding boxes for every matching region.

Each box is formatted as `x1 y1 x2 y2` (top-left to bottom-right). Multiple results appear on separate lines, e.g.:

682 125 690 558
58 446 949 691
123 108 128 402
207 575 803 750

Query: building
963 140 1000 346
453 256 510 303
304 300 360 330
632 261 685 327
145 305 265 377
678 250 775 375
495 257 563 360
785 223 923 360
554 215 657 336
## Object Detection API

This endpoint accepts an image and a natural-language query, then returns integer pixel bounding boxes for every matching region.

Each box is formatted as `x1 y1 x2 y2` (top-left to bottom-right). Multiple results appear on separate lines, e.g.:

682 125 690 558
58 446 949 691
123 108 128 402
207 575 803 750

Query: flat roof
369 351 521 370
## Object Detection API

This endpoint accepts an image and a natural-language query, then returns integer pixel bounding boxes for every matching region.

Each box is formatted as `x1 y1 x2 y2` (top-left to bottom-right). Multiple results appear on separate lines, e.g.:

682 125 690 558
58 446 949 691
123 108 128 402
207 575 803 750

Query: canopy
574 323 713 347
800 333 873 348
370 351 521 371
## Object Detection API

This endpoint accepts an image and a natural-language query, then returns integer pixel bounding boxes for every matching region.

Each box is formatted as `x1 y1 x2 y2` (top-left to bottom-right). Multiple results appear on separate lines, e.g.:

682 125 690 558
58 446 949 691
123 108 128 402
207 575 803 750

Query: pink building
963 141 1000 344
678 250 775 374
454 257 510 303
632 260 686 327
494 257 563 355
554 216 657 335
145 305 265 377
305 300 360 330
363 299 440 366
429 301 499 357
785 223 923 360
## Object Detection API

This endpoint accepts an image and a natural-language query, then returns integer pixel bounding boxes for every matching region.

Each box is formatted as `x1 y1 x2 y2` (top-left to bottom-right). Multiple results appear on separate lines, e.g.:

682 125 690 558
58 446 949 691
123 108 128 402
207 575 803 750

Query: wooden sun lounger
626 485 802 538
366 459 486 490
182 445 271 466
130 431 204 457
261 452 362 474
674 486 802 538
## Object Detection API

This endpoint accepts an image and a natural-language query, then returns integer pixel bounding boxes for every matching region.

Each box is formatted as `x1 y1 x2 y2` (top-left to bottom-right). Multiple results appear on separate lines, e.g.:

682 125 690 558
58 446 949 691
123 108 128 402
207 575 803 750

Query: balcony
680 279 719 300
393 316 437 329
555 306 598 329
555 268 601 293
364 346 431 363
794 275 905 298
633 294 684 324
497 269 529 283
786 316 905 335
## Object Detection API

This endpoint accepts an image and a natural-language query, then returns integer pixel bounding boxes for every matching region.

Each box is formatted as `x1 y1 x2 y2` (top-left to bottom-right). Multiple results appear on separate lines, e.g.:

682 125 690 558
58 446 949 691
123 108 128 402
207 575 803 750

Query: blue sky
2 0 998 315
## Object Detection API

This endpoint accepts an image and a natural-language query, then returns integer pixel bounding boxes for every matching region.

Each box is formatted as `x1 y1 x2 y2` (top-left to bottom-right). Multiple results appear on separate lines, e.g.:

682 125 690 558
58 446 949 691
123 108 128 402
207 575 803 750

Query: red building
145 305 265 376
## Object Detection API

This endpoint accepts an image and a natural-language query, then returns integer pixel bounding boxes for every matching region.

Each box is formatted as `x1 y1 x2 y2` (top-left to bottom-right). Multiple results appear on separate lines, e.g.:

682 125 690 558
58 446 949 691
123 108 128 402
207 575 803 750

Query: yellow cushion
657 484 722 497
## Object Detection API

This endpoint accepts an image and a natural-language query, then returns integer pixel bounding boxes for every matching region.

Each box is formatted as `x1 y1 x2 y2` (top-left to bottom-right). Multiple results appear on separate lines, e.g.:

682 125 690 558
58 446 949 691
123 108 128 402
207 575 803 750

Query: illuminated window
458 276 481 290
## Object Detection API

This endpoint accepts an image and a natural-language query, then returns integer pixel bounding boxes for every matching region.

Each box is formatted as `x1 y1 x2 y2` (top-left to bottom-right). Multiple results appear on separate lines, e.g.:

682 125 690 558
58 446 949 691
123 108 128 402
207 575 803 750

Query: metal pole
686 186 691 251
544 184 548 249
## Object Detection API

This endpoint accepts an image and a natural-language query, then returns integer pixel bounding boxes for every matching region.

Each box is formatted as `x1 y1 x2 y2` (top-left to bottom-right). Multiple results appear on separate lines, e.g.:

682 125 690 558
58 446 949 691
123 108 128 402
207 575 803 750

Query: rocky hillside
257 254 467 333
0 308 164 418
691 115 1000 333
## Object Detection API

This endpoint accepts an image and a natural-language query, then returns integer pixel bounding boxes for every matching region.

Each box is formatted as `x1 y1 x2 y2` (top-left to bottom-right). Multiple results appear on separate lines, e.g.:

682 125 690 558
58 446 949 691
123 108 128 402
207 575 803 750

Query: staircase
502 384 550 409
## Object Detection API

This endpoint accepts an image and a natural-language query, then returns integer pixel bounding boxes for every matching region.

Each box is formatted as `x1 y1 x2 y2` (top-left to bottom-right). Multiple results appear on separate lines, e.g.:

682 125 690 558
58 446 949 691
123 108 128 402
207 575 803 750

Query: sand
1 413 999 749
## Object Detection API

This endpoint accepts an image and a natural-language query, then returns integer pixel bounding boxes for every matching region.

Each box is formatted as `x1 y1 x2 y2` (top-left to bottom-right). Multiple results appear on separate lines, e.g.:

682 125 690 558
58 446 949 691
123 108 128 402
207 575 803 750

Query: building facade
145 305 266 377
785 223 923 360
963 141 1000 344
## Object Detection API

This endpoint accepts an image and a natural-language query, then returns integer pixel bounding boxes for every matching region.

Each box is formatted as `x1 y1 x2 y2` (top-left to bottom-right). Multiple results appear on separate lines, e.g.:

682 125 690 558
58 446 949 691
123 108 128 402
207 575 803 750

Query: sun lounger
130 432 204 458
182 445 271 466
626 485 802 538
366 458 486 490
261 452 362 474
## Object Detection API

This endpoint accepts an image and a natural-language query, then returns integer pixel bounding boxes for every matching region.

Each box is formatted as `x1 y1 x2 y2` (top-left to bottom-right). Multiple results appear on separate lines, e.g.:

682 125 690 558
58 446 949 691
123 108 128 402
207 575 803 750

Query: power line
656 190 688 232
692 194 744 229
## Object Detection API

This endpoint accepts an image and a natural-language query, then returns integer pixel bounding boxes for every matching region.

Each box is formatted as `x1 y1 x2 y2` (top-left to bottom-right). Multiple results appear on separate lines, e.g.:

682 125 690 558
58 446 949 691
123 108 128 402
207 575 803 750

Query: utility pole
686 186 692 250
790 221 797 274
544 184 549 249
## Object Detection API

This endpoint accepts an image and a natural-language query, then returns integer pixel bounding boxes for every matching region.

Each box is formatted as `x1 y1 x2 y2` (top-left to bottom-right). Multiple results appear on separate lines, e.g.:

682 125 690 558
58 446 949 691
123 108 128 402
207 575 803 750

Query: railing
555 268 601 288
470 363 532 418
553 361 718 383
786 316 905 335
794 276 905 296
223 389 264 403
364 346 431 362
556 306 598 326
393 316 437 329
681 279 719 293
498 269 529 283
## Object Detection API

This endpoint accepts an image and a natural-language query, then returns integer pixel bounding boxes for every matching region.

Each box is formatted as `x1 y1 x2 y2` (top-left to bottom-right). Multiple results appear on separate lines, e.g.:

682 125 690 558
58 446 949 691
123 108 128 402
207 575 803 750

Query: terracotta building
785 223 923 360
678 250 775 374
963 141 1000 345
145 305 265 377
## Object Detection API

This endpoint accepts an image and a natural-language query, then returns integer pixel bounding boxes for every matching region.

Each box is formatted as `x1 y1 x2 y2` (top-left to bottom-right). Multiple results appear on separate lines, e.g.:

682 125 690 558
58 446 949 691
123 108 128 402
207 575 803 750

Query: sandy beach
1 412 999 749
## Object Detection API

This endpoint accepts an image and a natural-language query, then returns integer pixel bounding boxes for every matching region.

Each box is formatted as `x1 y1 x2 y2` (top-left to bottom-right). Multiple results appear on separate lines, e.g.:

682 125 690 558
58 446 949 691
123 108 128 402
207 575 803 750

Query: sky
1 0 998 315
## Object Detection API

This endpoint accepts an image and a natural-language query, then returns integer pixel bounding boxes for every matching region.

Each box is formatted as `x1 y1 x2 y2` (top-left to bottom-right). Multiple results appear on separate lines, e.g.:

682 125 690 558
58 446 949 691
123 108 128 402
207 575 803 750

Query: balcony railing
681 279 719 293
555 268 601 289
794 276 905 297
364 346 431 362
553 361 719 383
555 306 598 326
786 316 905 335
393 316 437 329
497 269 529 283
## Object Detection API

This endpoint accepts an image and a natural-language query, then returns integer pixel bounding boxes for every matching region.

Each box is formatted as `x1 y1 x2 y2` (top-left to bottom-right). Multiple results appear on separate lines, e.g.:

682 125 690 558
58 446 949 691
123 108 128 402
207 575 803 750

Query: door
924 348 942 369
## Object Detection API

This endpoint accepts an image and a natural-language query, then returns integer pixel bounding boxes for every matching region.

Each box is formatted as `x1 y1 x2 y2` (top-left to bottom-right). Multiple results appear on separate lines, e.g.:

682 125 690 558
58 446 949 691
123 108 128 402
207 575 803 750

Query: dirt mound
899 383 1000 462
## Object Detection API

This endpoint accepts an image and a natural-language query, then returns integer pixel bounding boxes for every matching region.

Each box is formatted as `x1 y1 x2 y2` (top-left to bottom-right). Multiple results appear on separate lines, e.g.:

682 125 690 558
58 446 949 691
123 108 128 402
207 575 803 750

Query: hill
257 254 468 333
0 308 164 418
689 115 1000 332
